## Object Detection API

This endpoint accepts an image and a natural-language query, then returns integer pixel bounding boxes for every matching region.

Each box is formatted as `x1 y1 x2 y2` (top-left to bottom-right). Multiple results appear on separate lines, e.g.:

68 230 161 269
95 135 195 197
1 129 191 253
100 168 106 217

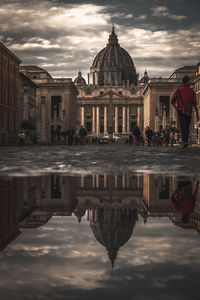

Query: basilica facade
74 27 143 135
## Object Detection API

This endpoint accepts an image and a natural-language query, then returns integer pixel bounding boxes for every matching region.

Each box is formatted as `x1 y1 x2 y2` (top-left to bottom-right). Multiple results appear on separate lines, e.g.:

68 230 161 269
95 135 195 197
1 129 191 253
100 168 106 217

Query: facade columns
96 174 99 188
96 106 100 134
104 106 108 134
122 105 126 134
114 105 118 133
127 105 130 134
81 106 85 127
92 106 96 133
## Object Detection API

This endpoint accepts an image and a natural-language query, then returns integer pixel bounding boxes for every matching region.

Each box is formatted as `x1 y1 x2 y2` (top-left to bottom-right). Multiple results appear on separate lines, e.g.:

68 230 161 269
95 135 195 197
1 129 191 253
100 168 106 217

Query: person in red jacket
171 75 199 148
171 178 199 223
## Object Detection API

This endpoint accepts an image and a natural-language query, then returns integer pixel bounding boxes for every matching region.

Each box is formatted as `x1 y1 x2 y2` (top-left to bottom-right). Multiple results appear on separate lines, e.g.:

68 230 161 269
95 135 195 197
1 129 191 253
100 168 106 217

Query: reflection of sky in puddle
0 173 200 299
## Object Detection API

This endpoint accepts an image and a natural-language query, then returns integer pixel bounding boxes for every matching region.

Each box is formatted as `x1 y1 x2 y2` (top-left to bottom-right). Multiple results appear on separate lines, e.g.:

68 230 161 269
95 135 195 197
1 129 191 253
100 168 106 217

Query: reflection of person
171 75 199 148
171 178 199 223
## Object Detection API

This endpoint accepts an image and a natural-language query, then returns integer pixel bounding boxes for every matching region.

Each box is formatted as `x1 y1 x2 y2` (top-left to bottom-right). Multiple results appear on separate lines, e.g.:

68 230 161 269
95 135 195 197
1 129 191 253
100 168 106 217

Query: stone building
20 66 78 143
74 27 143 135
19 72 37 131
143 66 197 138
0 42 21 144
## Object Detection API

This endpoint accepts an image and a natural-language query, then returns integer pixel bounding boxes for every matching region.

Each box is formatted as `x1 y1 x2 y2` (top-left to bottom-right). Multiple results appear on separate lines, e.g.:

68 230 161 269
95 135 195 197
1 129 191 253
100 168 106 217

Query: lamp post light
41 96 45 104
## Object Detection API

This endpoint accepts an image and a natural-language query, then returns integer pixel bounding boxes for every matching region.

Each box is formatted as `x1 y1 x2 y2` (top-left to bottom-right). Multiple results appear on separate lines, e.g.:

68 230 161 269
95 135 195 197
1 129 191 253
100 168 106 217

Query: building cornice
0 42 22 64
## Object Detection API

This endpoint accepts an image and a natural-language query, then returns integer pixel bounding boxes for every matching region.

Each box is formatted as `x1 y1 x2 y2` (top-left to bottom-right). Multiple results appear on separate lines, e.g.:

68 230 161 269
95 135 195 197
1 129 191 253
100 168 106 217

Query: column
92 106 96 133
92 175 95 188
104 174 107 188
114 175 118 189
137 105 142 129
80 175 84 188
122 174 126 189
81 106 85 127
96 106 100 134
114 106 118 133
104 106 108 134
96 174 99 188
122 105 126 134
127 105 130 134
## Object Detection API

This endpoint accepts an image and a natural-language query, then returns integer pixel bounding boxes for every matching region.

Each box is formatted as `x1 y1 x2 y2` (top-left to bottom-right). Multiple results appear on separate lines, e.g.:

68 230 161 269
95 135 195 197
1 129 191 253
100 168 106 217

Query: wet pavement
0 144 200 176
0 145 200 299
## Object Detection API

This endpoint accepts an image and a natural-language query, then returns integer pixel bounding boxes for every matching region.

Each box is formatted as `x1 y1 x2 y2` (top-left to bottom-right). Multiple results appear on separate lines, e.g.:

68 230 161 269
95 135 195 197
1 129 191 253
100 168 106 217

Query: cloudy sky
1 216 200 299
0 0 200 80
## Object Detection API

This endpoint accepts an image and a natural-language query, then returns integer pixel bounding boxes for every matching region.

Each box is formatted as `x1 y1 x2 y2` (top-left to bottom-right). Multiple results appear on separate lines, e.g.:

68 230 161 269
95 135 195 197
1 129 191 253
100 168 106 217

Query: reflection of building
21 175 79 228
20 66 78 143
0 178 21 251
75 28 143 135
142 174 175 220
0 42 21 144
1 173 200 261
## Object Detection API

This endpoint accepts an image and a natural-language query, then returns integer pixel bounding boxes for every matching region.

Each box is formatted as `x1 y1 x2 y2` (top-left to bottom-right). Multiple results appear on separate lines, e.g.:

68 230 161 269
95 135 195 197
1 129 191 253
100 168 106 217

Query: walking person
171 75 199 148
67 128 75 145
78 126 87 145
18 130 25 146
145 127 154 146
133 126 141 145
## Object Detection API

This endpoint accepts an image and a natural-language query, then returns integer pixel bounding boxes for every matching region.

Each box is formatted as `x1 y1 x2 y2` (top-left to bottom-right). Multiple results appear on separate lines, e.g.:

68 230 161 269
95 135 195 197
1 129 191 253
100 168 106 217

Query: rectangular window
159 96 170 118
51 96 61 119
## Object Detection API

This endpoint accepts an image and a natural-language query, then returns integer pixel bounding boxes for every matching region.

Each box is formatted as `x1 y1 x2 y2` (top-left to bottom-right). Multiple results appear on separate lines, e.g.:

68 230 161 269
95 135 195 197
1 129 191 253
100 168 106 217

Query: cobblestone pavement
0 144 199 176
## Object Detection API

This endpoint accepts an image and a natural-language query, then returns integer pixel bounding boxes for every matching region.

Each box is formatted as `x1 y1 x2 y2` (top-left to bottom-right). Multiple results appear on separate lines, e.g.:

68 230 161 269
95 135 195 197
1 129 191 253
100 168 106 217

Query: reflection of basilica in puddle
0 174 200 265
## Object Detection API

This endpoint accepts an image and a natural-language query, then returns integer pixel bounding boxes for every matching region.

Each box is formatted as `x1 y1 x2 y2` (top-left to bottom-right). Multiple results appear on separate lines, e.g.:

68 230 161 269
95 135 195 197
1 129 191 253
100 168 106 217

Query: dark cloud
0 216 200 299
0 0 199 79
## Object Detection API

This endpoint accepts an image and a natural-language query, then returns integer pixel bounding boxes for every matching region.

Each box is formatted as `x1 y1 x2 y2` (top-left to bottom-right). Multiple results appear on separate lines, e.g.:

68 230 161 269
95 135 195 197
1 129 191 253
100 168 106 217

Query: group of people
18 130 37 146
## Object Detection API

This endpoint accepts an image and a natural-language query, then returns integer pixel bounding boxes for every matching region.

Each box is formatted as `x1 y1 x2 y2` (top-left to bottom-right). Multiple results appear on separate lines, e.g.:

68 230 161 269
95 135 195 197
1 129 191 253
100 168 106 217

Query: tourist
18 130 25 146
145 127 154 146
171 75 199 148
133 126 141 145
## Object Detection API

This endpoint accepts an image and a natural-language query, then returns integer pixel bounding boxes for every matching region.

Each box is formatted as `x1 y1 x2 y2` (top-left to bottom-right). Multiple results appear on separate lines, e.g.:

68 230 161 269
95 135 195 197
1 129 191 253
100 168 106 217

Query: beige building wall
20 66 78 143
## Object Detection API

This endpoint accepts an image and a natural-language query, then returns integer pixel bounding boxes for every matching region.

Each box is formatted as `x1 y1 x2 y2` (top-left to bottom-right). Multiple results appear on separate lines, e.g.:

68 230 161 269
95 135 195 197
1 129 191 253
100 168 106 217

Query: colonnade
80 174 134 189
80 105 142 134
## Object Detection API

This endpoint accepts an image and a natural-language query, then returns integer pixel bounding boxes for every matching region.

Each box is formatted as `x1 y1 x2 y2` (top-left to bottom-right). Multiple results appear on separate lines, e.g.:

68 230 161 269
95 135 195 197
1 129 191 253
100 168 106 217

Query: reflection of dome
89 27 138 86
74 71 86 86
89 208 137 267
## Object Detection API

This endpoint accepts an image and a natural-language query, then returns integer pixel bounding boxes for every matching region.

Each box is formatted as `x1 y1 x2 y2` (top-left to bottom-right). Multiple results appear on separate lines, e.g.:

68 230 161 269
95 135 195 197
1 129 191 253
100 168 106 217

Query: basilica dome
89 27 138 86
